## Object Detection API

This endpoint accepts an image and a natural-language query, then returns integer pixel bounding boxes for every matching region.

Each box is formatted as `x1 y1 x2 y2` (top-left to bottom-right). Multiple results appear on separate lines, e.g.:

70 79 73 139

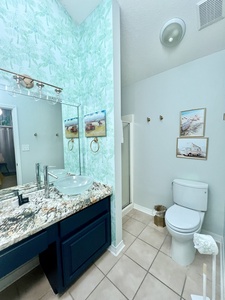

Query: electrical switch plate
223 113 225 120
22 144 30 151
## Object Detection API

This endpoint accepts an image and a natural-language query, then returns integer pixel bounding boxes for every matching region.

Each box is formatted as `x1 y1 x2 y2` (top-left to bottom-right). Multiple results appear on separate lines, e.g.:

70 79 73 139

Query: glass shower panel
122 122 130 209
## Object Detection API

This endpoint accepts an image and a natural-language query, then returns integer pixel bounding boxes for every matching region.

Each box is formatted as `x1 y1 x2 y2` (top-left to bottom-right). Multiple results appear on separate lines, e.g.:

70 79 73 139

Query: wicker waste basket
154 205 167 227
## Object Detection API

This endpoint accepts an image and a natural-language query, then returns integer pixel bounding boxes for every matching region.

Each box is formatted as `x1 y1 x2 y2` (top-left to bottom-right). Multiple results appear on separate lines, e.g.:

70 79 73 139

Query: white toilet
165 179 208 266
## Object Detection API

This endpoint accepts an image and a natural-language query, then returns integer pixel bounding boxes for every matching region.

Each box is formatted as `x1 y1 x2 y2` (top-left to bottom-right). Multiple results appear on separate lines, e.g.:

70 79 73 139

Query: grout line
180 274 187 300
105 273 129 300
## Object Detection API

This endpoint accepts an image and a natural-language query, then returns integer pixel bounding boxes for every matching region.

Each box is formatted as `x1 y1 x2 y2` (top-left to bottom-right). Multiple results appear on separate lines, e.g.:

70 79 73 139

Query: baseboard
133 203 154 216
108 240 125 256
122 203 134 217
0 257 39 292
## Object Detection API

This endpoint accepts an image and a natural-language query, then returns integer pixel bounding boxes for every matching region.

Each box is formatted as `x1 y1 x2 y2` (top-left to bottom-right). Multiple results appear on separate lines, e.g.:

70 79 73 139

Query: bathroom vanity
0 182 112 294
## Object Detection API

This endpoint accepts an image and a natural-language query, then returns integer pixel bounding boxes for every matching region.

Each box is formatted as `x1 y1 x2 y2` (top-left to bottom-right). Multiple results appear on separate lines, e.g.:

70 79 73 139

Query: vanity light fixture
12 75 22 96
160 18 186 47
0 67 63 104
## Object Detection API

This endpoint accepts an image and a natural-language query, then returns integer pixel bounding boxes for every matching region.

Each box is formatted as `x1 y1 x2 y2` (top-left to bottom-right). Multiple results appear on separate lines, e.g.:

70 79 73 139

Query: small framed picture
64 117 79 139
176 137 208 160
84 110 106 137
180 108 206 137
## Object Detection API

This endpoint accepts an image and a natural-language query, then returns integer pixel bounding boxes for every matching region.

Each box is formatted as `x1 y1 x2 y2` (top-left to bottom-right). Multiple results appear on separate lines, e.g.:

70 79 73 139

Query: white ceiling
59 0 225 87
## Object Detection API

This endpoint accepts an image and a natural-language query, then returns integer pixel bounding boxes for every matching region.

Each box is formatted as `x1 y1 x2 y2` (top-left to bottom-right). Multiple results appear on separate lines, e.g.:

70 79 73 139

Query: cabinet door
61 213 110 286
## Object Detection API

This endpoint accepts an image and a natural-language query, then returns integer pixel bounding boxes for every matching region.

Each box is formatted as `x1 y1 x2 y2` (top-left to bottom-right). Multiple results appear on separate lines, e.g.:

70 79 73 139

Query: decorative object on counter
0 67 65 105
84 110 106 137
176 137 208 160
180 108 206 137
90 137 100 153
18 192 29 206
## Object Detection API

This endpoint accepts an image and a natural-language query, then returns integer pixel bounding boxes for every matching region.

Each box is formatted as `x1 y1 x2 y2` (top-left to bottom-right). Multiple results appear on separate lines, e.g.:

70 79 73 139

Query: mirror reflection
0 90 80 200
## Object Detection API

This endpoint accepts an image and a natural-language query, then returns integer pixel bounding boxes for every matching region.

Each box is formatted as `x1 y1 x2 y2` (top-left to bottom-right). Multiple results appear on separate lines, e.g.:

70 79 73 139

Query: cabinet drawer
59 197 110 238
0 230 48 278
61 213 111 286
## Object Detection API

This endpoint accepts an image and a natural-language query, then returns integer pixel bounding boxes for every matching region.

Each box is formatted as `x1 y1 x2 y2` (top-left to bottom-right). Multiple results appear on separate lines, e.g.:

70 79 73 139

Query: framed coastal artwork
64 117 79 139
180 108 206 137
84 110 106 137
176 137 208 160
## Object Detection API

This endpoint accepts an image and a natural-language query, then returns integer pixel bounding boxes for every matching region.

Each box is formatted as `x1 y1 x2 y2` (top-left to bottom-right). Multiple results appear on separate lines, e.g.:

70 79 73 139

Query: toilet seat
166 205 201 233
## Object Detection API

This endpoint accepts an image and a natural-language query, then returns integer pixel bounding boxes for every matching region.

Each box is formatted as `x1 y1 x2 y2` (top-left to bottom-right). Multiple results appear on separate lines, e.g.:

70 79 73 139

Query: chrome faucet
43 165 58 198
35 163 41 189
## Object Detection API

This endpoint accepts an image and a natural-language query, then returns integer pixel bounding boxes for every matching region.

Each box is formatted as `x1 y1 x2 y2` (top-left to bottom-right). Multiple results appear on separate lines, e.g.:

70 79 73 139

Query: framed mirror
0 90 80 200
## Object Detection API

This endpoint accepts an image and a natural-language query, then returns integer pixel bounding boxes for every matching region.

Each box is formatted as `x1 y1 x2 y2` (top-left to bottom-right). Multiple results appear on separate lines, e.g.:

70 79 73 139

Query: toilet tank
173 179 208 211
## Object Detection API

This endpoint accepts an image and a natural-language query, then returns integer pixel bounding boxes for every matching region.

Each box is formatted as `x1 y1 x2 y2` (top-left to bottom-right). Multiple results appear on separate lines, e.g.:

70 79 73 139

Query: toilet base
171 237 196 266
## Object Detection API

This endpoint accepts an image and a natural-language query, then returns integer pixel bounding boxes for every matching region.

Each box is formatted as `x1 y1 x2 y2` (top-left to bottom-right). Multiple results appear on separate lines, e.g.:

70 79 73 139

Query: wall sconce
0 67 63 104
160 18 186 47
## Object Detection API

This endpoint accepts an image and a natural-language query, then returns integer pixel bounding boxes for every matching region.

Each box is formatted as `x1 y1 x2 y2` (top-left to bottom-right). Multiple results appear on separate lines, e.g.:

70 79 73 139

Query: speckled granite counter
0 182 112 252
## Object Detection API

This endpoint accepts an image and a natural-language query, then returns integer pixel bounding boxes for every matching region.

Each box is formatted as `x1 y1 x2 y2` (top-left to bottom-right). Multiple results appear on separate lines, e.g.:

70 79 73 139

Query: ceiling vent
197 0 225 30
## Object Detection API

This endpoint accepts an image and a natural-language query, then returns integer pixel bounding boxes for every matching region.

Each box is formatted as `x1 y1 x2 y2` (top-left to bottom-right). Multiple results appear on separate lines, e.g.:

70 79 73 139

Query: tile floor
0 209 222 300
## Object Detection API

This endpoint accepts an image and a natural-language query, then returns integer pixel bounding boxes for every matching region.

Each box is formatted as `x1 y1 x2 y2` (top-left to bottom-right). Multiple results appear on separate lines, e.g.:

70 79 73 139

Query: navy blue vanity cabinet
40 196 111 294
60 197 111 288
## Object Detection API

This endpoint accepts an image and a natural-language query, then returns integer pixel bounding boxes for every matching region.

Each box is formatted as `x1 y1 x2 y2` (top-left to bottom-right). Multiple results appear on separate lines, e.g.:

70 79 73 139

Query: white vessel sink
49 169 68 182
53 175 93 195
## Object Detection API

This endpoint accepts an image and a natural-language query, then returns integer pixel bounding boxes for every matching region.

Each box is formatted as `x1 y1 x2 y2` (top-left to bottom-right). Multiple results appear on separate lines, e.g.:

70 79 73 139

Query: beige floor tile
139 225 167 249
95 249 122 275
150 251 187 295
0 283 19 300
126 209 136 217
131 210 153 224
125 238 158 270
187 251 220 283
86 277 127 300
107 255 147 300
68 264 104 300
122 229 136 252
183 273 221 300
134 273 180 300
160 234 172 256
16 266 51 300
148 219 169 234
122 215 130 224
123 218 146 237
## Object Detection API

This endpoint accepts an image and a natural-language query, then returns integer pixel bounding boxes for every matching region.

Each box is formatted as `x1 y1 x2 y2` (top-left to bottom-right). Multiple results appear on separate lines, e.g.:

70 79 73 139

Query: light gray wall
0 92 64 184
122 50 225 236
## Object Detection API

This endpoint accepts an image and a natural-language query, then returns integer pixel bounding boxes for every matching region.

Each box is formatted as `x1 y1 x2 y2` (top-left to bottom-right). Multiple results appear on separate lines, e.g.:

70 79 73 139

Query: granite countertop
0 182 112 252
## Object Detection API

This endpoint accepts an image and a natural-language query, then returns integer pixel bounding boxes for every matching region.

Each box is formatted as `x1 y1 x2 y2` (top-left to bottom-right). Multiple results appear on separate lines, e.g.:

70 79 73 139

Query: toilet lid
166 205 201 233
